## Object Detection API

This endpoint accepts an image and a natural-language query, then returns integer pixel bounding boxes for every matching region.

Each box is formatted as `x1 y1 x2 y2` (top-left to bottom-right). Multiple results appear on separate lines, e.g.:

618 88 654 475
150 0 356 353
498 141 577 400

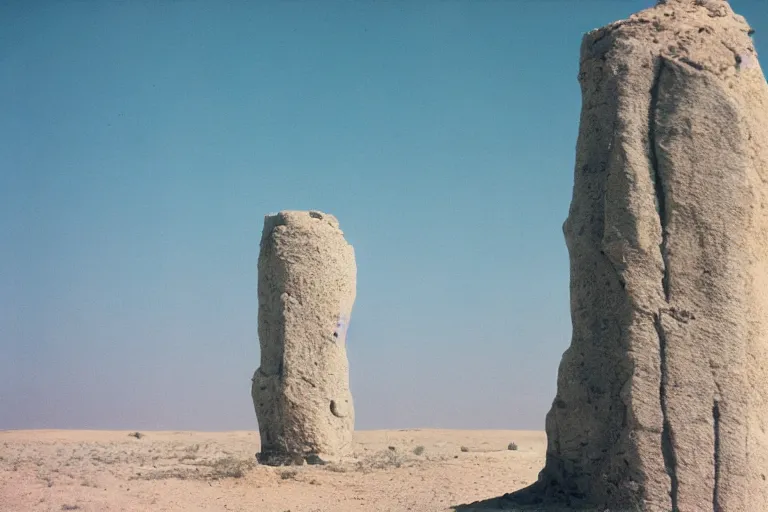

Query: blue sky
2 0 766 432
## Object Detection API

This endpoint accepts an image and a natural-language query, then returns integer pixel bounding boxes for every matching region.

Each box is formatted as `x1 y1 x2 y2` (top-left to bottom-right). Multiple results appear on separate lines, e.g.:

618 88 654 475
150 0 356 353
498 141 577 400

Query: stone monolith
251 210 356 465
501 1 768 511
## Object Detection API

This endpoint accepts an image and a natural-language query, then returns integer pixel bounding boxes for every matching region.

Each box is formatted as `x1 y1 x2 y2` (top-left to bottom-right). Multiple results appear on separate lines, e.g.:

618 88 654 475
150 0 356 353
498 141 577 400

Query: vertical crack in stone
650 58 671 302
713 400 722 511
650 57 679 511
654 314 679 510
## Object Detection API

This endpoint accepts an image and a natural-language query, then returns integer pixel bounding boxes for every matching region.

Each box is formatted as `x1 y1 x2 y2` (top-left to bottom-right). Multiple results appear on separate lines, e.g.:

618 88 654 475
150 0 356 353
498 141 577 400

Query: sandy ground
0 429 546 512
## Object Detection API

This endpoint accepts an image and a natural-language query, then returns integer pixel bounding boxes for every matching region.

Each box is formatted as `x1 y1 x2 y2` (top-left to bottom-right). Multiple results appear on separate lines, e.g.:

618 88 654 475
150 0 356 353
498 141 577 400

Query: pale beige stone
251 210 356 465
501 0 768 510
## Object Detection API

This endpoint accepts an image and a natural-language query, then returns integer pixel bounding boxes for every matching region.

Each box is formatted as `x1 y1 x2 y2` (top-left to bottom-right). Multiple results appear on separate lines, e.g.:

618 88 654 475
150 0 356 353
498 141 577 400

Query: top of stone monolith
581 0 756 78
657 0 728 4
260 210 342 246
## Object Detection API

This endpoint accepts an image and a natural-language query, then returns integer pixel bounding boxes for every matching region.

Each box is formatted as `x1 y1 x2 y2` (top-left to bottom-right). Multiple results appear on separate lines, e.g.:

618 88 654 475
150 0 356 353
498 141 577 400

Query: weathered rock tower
252 210 356 465
505 1 768 510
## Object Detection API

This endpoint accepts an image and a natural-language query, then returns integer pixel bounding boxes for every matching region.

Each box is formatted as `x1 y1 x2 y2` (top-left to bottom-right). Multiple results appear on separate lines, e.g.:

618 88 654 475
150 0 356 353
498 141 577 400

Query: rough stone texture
251 210 356 466
503 1 768 510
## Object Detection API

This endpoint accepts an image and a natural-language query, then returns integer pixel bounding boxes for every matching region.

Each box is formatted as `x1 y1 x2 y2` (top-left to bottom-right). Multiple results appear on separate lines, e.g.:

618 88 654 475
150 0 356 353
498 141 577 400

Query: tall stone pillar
251 210 356 466
504 1 768 510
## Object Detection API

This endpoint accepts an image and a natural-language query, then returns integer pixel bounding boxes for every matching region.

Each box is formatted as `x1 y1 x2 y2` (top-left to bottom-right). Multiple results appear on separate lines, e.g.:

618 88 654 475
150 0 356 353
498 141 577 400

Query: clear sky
2 1 767 432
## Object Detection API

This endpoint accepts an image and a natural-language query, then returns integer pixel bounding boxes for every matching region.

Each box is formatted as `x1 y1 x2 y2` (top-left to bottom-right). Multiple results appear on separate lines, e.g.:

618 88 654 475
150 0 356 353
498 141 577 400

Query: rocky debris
252 210 357 466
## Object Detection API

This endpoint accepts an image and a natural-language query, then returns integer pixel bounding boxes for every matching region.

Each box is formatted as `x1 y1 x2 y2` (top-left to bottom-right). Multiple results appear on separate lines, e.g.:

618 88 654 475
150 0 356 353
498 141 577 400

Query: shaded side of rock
251 210 356 465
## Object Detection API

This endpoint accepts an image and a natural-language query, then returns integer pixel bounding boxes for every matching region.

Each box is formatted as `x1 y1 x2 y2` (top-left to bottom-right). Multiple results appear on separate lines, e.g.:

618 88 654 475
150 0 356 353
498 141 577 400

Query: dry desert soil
0 429 547 512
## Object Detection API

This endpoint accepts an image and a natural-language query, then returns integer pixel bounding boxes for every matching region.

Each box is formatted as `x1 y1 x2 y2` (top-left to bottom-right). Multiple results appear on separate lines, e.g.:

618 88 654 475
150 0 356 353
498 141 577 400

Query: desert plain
0 429 546 512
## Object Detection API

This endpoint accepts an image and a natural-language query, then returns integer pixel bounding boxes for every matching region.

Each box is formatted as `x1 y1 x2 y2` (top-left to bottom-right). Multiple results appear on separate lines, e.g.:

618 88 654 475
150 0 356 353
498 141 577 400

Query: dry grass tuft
354 448 410 472
131 456 255 481
324 463 348 473
207 457 254 479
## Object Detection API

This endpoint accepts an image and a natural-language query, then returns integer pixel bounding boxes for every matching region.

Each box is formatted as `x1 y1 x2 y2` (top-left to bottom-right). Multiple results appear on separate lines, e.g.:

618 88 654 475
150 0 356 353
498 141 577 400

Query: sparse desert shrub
178 444 201 462
324 463 348 473
131 456 254 481
460 446 469 452
412 446 425 456
61 505 80 511
280 469 298 480
90 454 118 465
133 467 195 481
355 448 409 472
179 443 200 458
208 457 254 479
80 479 97 488
128 432 143 439
508 442 518 451
179 444 200 462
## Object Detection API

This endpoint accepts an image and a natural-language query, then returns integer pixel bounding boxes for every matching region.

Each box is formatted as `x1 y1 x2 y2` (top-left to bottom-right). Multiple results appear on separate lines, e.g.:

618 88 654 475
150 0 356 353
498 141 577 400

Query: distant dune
0 429 544 512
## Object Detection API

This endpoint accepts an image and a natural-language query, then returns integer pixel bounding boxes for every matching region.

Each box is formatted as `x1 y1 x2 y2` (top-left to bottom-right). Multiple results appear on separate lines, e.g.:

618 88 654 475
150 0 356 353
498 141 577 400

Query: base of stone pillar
255 451 329 467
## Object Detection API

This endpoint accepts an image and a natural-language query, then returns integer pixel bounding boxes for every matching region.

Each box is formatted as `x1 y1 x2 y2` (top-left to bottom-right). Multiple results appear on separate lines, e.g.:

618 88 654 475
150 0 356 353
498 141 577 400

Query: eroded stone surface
503 1 768 510
251 210 356 465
